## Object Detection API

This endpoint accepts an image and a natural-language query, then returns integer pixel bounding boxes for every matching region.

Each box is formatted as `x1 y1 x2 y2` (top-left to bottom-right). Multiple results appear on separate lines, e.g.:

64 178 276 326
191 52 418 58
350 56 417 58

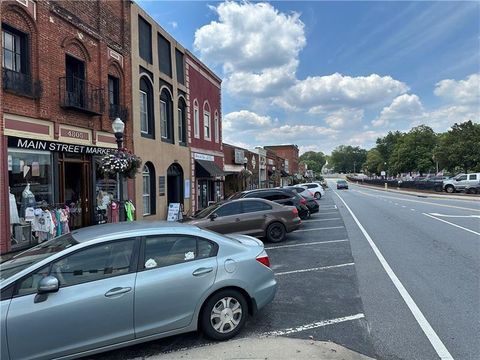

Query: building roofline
185 49 222 84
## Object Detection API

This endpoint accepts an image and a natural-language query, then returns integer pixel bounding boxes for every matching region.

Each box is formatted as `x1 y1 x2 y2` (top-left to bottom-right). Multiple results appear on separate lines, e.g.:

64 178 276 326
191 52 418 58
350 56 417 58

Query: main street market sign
8 136 112 155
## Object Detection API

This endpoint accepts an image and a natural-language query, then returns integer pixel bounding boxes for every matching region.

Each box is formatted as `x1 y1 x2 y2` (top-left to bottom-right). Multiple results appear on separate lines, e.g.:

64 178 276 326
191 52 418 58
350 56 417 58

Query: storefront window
8 149 53 220
94 158 118 225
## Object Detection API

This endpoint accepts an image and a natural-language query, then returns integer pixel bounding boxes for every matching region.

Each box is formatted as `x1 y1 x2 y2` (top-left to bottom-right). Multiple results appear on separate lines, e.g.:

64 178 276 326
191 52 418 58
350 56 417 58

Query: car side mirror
209 213 218 221
37 276 59 294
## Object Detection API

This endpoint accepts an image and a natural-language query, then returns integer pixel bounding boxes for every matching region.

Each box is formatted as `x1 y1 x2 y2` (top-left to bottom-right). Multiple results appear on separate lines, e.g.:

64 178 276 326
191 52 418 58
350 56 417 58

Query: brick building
185 50 224 212
264 144 299 176
223 143 259 197
1 0 132 253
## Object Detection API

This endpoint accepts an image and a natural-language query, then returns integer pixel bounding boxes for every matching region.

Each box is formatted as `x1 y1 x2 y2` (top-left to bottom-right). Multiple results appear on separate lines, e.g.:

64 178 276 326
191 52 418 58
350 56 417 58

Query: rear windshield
228 192 243 200
193 203 223 218
337 180 347 184
0 234 78 281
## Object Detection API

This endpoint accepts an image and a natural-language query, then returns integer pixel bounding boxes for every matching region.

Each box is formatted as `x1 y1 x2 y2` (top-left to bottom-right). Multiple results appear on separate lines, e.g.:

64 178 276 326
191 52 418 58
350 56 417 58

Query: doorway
167 163 184 205
59 155 91 229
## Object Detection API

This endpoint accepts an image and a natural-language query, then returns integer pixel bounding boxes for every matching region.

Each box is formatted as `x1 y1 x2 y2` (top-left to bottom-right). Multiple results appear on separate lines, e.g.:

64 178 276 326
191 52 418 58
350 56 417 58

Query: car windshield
337 180 347 184
0 234 78 281
193 203 223 218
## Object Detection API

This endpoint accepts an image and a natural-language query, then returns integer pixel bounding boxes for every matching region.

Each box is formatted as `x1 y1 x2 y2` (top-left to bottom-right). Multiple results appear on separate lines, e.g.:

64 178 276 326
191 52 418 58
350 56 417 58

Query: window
2 25 28 73
193 100 200 138
143 235 217 269
457 175 467 181
242 200 272 213
306 184 317 189
214 111 219 143
138 16 152 63
160 88 173 142
178 98 187 145
215 202 242 217
49 239 135 287
142 163 156 216
140 77 154 137
160 100 167 138
203 103 211 141
157 33 172 77
175 49 185 84
265 192 290 201
469 174 477 180
108 76 120 119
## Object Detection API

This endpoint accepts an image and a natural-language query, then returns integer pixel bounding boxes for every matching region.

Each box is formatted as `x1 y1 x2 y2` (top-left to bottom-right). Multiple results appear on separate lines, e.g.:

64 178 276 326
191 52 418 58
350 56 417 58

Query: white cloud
434 73 479 105
223 110 275 131
279 73 409 112
372 94 424 127
169 21 178 29
325 108 364 129
194 1 305 98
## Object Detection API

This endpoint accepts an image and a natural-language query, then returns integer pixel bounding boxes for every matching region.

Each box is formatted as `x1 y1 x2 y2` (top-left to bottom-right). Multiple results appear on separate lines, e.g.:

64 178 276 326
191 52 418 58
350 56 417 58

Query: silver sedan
0 221 277 360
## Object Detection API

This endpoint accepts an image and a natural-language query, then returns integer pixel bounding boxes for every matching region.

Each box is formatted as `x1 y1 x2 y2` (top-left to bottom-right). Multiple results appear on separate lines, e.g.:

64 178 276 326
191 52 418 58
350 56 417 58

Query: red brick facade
1 0 132 252
264 145 299 175
185 51 223 211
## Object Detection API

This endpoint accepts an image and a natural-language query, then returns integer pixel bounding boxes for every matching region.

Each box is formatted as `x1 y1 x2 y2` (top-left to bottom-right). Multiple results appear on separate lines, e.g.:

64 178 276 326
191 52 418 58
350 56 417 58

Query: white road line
402 205 407 208
275 262 354 276
423 213 480 236
430 213 480 219
334 190 454 360
411 209 416 211
314 211 339 215
303 217 341 222
294 226 345 232
265 239 348 250
261 313 365 337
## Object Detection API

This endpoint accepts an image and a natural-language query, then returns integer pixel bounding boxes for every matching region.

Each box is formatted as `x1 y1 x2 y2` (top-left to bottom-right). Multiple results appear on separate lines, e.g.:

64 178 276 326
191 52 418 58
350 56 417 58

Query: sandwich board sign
167 203 182 221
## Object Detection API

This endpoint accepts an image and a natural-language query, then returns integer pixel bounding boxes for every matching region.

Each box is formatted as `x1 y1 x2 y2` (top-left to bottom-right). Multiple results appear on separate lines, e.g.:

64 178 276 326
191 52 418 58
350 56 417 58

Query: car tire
201 289 248 341
266 222 286 243
445 185 455 193
300 210 310 220
314 192 321 199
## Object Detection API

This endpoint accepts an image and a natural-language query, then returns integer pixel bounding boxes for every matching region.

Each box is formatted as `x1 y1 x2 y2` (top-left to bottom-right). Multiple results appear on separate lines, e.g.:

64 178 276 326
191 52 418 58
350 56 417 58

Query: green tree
376 131 402 173
299 151 326 174
389 125 437 175
436 121 480 173
330 145 367 173
363 148 384 175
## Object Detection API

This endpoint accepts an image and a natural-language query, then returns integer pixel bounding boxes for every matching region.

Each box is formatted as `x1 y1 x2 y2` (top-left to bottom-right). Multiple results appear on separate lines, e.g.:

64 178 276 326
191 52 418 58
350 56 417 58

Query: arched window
203 102 211 141
193 99 199 139
142 162 156 215
140 76 154 138
160 88 173 143
214 110 219 143
178 97 187 145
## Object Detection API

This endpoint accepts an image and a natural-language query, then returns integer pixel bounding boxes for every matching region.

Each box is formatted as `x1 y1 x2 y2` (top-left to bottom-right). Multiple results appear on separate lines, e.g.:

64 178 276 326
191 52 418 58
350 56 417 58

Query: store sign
8 136 112 155
251 156 256 169
159 176 166 196
234 149 245 164
194 153 214 162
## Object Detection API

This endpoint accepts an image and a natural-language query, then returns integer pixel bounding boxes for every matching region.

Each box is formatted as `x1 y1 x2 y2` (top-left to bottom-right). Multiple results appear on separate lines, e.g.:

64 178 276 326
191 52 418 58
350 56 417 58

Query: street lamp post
243 157 248 190
272 166 276 187
112 117 126 222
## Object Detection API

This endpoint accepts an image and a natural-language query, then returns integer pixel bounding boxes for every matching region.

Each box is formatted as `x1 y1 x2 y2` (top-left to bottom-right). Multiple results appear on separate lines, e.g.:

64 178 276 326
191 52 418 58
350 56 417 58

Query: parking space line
303 217 341 222
294 226 344 232
261 313 365 336
275 262 354 276
265 239 348 250
314 211 339 215
334 190 454 360
423 213 480 236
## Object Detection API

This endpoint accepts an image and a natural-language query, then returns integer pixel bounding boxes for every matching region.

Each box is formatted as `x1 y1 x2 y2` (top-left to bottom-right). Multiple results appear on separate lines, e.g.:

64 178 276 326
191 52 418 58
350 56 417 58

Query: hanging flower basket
99 150 142 179
238 168 253 179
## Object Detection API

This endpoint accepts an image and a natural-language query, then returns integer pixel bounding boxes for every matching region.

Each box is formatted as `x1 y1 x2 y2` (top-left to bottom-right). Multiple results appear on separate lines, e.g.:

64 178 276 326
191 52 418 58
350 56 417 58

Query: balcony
109 104 129 121
2 68 42 99
59 76 104 115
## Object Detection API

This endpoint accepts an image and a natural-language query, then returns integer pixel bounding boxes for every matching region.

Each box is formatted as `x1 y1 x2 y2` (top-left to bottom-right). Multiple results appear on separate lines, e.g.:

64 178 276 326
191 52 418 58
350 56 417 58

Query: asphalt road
330 181 479 360
87 194 375 359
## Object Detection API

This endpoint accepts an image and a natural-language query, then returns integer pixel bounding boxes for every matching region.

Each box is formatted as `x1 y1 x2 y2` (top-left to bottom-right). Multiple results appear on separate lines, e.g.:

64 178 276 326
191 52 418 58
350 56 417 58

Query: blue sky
137 1 479 154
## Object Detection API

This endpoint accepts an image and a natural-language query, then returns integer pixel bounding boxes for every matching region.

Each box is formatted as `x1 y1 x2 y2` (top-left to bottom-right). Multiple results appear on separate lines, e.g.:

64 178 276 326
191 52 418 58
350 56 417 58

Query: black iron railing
59 76 104 115
109 104 128 121
2 68 42 99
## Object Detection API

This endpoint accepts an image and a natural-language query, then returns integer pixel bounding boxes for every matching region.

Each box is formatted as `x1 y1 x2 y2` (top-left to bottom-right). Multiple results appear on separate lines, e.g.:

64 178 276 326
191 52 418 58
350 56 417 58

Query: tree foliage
363 148 385 175
298 151 326 174
330 145 367 173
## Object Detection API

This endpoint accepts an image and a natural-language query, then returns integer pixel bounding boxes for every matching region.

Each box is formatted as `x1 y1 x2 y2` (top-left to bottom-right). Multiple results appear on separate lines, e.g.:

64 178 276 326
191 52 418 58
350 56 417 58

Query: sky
137 0 480 154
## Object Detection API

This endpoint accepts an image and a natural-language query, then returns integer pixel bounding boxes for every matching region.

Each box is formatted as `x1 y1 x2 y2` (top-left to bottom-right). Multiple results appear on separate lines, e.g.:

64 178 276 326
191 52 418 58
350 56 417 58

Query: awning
195 160 224 178
224 164 244 174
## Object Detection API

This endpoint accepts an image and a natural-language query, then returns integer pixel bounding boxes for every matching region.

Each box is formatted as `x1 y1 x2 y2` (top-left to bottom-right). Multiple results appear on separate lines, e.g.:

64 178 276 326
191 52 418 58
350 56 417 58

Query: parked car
443 173 480 193
336 179 349 189
298 183 325 199
184 198 301 243
0 222 276 360
282 186 319 214
229 188 310 220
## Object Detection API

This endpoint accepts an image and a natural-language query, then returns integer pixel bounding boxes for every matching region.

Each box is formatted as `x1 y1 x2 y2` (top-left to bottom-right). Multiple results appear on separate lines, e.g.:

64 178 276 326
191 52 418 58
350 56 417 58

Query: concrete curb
350 182 480 202
147 337 376 360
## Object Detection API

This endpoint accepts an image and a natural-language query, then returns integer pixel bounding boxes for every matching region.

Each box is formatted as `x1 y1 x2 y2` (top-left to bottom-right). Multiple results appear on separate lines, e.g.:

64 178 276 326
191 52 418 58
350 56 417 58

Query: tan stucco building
131 4 191 220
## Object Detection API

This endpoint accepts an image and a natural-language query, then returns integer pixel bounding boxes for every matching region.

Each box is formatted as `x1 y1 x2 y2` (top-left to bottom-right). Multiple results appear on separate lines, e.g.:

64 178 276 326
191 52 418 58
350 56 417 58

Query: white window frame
160 99 168 139
140 90 149 134
193 100 200 139
142 165 151 216
204 110 211 141
214 111 219 143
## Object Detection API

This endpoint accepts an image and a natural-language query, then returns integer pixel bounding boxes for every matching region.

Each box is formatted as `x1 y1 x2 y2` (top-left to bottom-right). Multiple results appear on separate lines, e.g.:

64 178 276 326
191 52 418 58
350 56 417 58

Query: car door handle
192 267 214 276
105 287 132 297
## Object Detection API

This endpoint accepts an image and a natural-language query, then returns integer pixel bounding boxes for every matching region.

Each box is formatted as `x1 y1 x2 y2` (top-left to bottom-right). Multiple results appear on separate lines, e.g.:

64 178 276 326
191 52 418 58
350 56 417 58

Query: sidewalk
149 337 375 360
352 182 480 202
